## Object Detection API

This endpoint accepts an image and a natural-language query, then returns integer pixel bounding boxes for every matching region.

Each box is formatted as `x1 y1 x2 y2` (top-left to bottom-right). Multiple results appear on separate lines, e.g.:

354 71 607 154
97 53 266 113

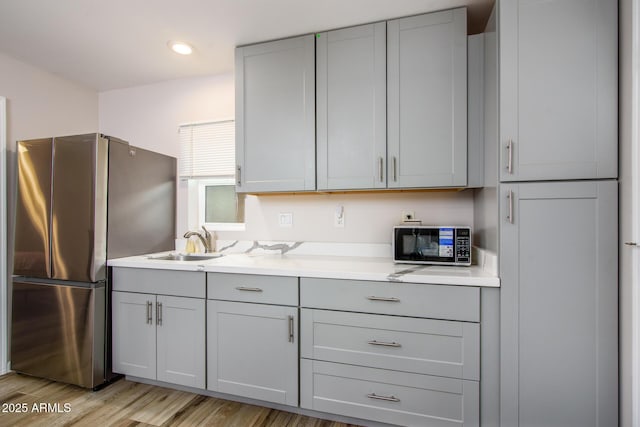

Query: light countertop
108 252 500 287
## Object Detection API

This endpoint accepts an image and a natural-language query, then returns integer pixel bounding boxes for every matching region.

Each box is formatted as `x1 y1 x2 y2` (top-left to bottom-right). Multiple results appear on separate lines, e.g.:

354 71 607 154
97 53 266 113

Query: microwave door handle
412 229 419 256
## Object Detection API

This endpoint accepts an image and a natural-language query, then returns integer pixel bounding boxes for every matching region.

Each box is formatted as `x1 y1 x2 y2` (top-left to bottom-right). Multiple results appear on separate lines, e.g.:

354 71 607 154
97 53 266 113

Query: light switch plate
278 212 293 228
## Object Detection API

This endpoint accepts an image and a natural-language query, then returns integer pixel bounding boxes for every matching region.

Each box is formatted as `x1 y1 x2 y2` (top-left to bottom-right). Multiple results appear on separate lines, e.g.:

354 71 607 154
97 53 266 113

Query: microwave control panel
455 228 471 264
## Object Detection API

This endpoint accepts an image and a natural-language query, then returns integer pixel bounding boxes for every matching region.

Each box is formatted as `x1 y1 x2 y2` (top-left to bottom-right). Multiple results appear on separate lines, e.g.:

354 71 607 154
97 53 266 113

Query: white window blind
179 120 235 178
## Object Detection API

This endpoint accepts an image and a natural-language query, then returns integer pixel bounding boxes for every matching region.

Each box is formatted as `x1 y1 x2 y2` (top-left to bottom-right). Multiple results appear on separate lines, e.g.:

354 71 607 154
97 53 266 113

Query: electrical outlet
401 211 415 222
334 206 345 228
278 212 293 228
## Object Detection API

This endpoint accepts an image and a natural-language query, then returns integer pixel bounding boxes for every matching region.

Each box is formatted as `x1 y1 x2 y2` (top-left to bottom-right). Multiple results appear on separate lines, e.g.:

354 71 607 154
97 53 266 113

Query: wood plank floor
0 373 362 426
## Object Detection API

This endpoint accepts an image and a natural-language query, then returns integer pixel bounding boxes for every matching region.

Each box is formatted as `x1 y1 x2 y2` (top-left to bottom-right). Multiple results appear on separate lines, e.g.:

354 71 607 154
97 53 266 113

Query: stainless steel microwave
393 225 471 266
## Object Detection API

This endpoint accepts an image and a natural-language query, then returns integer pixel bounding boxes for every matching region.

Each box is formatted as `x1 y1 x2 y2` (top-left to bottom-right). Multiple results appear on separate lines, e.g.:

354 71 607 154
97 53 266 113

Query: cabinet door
500 181 618 427
156 295 205 388
235 35 315 192
207 300 298 406
499 0 617 181
387 8 467 188
316 23 386 190
112 291 156 380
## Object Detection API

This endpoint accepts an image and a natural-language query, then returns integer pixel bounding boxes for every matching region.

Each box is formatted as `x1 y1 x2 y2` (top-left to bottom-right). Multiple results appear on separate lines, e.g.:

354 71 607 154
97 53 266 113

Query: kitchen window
179 120 244 231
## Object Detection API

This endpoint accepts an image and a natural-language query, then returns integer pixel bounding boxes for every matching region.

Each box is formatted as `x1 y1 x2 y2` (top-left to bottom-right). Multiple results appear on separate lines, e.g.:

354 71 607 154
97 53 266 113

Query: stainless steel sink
147 253 223 261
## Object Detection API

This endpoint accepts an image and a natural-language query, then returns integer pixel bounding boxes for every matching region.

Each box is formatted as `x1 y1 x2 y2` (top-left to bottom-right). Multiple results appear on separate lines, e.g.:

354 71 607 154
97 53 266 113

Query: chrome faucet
183 226 213 253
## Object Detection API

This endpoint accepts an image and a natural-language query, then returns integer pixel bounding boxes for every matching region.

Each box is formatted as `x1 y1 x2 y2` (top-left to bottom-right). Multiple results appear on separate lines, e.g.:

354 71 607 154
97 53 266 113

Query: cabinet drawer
207 273 298 306
301 359 479 427
300 278 479 322
112 268 205 298
301 309 479 380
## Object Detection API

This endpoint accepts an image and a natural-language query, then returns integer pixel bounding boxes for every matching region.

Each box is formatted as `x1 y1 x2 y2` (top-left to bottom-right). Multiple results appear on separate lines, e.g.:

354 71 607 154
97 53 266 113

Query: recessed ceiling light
168 41 193 55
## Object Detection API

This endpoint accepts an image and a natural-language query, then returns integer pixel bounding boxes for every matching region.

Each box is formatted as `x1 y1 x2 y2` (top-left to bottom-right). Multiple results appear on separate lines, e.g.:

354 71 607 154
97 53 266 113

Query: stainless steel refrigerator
11 133 176 388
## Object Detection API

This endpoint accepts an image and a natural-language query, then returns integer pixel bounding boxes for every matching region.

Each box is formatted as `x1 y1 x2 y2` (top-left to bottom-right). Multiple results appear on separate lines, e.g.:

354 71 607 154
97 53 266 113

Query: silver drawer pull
367 393 400 403
506 139 513 174
393 157 398 182
235 287 263 292
146 301 152 325
288 315 294 343
367 296 400 302
368 340 401 348
156 302 162 326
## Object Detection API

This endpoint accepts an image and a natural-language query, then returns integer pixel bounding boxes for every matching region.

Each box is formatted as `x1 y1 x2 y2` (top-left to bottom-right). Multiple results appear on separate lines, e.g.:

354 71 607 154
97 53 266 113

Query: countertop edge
108 254 500 288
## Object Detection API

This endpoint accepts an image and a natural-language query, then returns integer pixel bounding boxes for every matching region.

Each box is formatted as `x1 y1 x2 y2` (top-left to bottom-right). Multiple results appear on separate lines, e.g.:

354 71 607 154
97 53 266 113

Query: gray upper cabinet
235 35 316 192
316 23 386 190
387 8 468 188
499 181 618 427
499 0 618 182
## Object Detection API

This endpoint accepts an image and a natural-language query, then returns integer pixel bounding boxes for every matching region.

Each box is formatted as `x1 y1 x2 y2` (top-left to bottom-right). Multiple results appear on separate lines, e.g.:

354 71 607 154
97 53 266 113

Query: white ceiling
0 0 494 91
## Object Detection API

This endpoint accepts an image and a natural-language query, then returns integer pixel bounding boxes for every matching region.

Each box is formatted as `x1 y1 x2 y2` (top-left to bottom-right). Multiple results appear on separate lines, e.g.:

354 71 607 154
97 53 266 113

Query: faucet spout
183 230 212 253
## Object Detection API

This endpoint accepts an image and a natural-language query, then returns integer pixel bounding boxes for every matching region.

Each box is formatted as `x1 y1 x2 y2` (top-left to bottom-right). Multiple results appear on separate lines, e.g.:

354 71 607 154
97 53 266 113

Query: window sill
203 222 246 232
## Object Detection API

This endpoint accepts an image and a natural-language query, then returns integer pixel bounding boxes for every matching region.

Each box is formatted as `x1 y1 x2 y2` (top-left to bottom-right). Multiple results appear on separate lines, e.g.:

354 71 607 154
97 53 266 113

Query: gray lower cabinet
235 35 316 193
499 0 617 181
206 273 298 406
112 291 156 380
499 181 618 427
111 268 206 389
387 8 467 188
300 277 480 426
316 22 386 190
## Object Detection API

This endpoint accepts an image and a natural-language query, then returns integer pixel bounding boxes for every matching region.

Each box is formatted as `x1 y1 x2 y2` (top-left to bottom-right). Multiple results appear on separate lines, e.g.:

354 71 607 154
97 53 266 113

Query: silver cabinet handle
236 165 242 185
625 242 637 246
506 139 513 174
146 301 152 325
156 302 162 326
393 157 398 182
367 393 400 403
507 190 514 224
378 157 384 182
235 286 263 292
368 340 401 348
288 315 294 343
367 296 400 302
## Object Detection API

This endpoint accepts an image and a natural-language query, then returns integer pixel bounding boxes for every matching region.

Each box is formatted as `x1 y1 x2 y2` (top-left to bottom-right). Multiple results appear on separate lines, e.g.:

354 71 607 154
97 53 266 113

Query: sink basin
148 253 223 261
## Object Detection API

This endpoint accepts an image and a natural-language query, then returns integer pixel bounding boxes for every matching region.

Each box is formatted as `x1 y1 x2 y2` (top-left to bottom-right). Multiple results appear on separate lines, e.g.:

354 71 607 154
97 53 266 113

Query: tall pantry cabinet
499 0 617 181
498 1 618 426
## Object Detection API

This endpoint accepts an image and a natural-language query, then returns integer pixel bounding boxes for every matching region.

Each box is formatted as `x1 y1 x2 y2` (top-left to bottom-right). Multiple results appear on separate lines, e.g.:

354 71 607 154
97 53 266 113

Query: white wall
99 74 234 158
230 191 474 244
0 52 99 146
98 74 475 244
99 74 235 238
0 51 99 371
